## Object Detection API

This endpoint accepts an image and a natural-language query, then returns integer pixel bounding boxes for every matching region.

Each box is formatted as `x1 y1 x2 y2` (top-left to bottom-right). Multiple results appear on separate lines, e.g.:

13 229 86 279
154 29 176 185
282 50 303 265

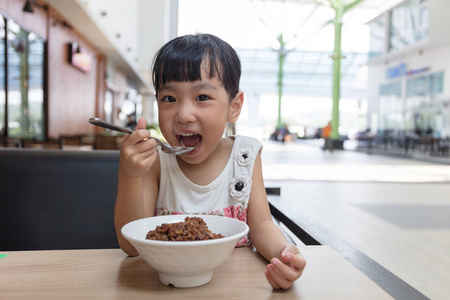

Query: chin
178 146 206 164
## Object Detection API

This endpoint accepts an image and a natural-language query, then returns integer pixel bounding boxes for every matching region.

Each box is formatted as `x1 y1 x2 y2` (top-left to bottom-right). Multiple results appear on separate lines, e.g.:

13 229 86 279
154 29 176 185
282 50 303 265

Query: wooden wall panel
46 7 98 138
95 54 106 121
1 0 105 139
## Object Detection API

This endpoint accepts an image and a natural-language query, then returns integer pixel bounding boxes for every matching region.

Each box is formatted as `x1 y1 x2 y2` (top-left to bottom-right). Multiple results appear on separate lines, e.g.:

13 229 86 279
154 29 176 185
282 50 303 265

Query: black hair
151 33 241 99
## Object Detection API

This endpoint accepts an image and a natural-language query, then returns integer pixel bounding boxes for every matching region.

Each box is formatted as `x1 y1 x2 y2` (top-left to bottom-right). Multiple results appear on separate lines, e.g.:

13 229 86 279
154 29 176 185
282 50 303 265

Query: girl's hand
264 243 306 289
119 118 157 178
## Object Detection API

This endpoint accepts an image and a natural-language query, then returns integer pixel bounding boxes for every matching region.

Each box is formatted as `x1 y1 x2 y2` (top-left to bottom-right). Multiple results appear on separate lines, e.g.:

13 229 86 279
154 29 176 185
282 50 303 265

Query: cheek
204 114 228 138
158 111 172 133
158 105 174 121
206 109 228 124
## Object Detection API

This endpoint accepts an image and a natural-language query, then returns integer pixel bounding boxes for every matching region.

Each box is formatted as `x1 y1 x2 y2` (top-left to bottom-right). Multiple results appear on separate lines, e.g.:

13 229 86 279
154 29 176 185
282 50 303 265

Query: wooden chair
22 139 62 149
93 134 119 150
1 137 23 148
60 135 95 151
60 135 83 146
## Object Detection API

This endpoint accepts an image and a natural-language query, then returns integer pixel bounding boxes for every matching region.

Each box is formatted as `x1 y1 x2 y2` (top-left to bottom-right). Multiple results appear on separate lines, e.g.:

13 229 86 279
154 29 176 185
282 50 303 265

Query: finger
266 261 292 289
265 265 280 289
125 147 157 172
134 137 157 154
280 244 300 261
139 149 158 170
136 118 147 130
271 257 300 283
281 252 307 275
120 139 156 163
134 142 157 159
125 130 152 145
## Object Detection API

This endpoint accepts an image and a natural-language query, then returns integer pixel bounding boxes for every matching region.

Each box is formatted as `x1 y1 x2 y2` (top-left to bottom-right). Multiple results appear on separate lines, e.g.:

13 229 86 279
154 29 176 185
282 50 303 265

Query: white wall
366 0 450 133
77 0 178 123
429 0 450 47
78 0 177 89
137 0 178 124
137 0 178 85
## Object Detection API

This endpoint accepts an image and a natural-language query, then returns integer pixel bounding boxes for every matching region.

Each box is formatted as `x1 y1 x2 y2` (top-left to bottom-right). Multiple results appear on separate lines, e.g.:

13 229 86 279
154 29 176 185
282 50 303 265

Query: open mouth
177 132 202 148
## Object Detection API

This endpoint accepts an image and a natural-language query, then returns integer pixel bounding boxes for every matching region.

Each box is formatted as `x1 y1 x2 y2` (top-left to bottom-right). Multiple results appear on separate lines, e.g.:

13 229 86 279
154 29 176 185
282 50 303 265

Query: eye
195 94 210 102
161 95 176 103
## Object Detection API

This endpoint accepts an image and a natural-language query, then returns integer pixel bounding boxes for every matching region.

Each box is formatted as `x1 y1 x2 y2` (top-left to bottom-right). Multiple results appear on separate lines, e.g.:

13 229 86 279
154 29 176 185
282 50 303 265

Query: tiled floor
261 139 450 300
355 204 450 229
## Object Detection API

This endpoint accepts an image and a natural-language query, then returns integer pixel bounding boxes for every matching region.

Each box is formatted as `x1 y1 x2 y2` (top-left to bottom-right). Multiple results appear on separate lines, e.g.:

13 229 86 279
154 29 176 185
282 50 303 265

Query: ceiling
45 0 151 91
269 0 404 11
235 0 406 98
43 0 404 94
238 48 369 98
267 0 405 22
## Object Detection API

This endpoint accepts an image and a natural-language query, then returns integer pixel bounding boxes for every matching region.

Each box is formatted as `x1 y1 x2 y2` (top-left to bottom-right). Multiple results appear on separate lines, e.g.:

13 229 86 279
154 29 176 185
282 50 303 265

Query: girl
114 33 306 289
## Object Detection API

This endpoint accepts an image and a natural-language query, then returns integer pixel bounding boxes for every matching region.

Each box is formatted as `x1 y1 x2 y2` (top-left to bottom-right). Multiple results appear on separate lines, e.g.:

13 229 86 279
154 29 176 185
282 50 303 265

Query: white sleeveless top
155 135 263 246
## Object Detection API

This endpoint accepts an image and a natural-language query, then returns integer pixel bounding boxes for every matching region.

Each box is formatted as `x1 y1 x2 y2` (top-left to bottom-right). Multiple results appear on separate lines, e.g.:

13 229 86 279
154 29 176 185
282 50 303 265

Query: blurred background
1 2 450 299
1 0 448 154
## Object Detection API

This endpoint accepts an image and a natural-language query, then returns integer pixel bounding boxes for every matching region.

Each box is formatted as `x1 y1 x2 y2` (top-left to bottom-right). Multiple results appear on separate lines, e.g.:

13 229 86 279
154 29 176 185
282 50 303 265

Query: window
27 32 45 139
389 0 429 51
0 17 5 136
2 17 45 140
379 81 402 132
407 72 443 98
369 14 387 58
405 72 444 132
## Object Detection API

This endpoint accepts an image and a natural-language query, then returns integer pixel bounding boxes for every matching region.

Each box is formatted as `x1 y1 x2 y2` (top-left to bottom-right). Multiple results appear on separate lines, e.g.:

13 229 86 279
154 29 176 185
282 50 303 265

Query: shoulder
232 135 263 168
234 135 263 149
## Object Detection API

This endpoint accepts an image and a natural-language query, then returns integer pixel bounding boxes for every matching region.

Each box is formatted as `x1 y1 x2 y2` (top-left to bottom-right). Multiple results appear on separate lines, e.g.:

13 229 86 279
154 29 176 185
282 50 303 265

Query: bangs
152 34 241 97
156 52 221 88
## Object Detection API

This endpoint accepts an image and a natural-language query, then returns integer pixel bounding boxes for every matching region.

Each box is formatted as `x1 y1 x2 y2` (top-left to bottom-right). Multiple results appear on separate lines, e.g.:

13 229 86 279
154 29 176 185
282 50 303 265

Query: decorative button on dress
154 135 263 246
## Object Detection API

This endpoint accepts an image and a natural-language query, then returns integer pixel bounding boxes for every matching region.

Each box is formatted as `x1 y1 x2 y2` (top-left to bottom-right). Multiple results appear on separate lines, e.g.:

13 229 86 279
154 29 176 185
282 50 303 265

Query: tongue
181 134 201 147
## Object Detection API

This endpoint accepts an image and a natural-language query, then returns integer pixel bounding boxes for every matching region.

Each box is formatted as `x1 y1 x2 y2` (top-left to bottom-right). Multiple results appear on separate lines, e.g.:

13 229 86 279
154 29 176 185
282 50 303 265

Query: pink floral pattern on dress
154 205 250 247
223 206 233 218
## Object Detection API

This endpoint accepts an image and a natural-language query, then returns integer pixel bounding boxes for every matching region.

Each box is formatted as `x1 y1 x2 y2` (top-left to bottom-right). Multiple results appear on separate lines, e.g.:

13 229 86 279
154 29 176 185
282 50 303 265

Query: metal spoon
88 118 195 155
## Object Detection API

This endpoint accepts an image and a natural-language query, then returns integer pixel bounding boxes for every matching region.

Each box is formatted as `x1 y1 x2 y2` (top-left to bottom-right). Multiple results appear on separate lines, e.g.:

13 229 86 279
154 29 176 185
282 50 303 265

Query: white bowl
121 215 249 288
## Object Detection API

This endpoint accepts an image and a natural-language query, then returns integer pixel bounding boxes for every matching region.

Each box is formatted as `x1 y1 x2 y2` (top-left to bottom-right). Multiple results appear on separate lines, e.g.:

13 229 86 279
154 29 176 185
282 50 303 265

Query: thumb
135 118 147 130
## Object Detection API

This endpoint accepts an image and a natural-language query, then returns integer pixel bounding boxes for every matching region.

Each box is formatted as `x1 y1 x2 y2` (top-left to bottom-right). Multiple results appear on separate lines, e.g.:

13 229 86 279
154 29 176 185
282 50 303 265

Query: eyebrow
157 85 176 93
158 82 218 93
191 82 217 92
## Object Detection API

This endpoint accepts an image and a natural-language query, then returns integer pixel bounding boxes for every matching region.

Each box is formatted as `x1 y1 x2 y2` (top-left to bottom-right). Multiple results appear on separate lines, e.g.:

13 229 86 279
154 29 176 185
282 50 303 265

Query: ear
227 92 244 123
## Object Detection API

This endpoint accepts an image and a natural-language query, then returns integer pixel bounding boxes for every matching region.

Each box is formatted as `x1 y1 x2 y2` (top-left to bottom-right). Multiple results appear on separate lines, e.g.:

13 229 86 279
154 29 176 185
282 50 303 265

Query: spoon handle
89 118 134 134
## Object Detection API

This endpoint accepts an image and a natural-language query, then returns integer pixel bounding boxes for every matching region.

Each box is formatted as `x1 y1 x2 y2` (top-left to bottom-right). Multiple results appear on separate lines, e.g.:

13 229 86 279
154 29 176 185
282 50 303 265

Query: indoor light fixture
51 16 73 29
23 0 34 13
23 0 47 13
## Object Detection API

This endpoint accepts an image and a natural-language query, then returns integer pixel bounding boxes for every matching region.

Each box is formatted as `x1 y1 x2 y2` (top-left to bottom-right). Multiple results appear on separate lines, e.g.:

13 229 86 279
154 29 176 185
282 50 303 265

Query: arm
247 151 306 289
114 118 160 256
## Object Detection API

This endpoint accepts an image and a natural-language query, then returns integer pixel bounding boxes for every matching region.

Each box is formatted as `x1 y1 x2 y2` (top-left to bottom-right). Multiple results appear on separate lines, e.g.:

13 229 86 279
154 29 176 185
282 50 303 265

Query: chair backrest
94 135 118 150
0 149 120 251
1 137 22 148
22 139 62 149
60 135 83 146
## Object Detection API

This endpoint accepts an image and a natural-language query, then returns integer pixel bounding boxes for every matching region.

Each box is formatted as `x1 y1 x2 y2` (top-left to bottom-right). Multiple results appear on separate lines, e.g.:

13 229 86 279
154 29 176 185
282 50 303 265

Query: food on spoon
146 216 224 241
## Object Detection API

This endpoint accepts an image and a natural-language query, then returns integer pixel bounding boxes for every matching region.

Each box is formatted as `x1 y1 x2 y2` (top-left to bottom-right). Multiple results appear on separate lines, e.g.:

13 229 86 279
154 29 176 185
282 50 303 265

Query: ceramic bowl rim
121 215 249 247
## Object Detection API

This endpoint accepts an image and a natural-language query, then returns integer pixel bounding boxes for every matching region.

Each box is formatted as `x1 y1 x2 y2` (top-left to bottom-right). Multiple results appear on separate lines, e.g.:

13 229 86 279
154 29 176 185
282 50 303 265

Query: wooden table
0 246 392 299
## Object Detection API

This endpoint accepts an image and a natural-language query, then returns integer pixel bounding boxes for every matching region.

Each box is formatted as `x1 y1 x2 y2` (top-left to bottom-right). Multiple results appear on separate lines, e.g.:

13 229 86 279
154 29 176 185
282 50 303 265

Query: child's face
156 69 242 164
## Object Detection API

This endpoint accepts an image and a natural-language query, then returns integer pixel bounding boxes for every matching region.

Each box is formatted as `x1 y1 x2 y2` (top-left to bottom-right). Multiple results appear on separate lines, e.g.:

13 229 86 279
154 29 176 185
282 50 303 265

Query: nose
174 101 196 124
